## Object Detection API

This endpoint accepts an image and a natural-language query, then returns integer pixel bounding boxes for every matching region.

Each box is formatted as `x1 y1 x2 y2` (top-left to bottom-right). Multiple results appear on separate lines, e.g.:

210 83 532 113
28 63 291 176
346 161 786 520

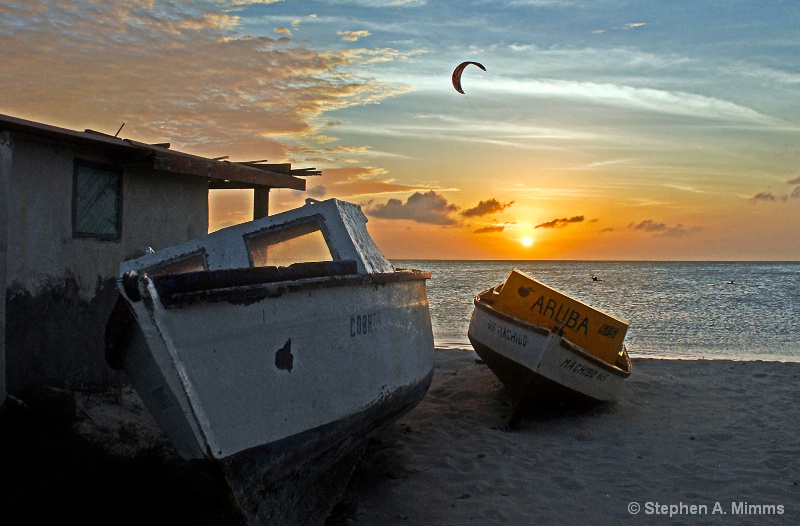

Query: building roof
0 114 317 191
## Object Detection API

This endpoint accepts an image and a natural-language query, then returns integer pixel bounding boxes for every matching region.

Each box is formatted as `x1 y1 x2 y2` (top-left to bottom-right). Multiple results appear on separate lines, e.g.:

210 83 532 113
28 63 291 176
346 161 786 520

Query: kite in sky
452 61 486 94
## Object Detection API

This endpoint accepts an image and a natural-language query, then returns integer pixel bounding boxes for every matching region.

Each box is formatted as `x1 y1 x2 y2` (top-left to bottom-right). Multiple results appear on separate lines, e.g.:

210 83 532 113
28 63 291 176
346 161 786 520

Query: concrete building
0 114 315 399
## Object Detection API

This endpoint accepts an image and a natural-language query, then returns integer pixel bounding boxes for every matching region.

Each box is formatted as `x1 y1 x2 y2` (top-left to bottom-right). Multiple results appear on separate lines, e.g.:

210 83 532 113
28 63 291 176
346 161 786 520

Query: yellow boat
468 269 632 411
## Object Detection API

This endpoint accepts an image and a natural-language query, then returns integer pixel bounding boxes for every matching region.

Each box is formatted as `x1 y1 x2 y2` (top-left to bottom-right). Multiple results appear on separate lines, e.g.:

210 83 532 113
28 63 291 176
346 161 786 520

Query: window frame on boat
144 250 209 276
244 215 335 268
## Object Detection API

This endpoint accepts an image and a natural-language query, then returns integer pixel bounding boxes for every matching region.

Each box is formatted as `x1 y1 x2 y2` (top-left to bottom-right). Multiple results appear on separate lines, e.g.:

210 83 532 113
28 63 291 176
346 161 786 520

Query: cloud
306 184 327 198
337 30 371 42
594 22 647 33
273 27 292 36
631 219 668 232
749 192 777 203
662 225 703 237
307 165 421 197
323 0 425 6
363 191 459 225
504 78 774 124
0 1 414 163
230 1 287 5
275 164 439 213
749 183 800 202
629 220 702 237
461 199 514 217
535 215 585 229
473 226 504 234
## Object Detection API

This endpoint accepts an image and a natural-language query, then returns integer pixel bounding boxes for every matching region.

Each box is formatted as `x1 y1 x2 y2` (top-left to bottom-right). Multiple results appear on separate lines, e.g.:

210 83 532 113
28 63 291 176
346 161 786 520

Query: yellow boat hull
468 295 632 409
489 269 629 366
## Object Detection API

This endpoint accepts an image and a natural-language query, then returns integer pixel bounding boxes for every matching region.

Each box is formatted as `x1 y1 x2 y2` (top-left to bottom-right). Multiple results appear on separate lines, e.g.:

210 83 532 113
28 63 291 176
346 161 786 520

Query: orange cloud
474 226 505 234
338 30 371 42
461 199 514 217
306 166 422 198
0 1 415 164
535 215 585 228
749 192 777 203
631 219 668 232
629 220 702 237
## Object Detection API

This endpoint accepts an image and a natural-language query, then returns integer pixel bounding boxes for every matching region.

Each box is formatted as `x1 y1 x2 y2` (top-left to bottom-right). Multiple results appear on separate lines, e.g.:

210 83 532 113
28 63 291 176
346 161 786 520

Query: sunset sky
3 0 800 260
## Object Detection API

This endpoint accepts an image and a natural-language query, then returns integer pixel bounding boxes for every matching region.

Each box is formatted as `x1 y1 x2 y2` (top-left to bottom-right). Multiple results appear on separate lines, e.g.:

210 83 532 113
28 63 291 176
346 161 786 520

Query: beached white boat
468 269 632 412
105 198 435 525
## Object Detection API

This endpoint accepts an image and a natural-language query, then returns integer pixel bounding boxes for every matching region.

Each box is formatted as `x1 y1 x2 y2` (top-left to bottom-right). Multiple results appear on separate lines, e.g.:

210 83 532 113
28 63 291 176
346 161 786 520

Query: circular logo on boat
517 286 534 297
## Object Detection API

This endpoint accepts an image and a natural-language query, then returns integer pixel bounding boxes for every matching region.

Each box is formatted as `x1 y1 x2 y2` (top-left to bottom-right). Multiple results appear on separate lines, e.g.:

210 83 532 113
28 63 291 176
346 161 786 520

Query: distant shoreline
393 259 800 264
434 345 800 363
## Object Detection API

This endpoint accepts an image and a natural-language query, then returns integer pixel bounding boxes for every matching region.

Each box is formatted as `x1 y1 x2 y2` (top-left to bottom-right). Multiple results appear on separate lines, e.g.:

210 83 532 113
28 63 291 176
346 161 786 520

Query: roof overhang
0 114 307 191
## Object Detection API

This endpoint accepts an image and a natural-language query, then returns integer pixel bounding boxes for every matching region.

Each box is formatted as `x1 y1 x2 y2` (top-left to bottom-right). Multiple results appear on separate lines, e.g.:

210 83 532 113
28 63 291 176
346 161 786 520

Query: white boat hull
114 267 434 524
468 297 631 409
106 199 436 524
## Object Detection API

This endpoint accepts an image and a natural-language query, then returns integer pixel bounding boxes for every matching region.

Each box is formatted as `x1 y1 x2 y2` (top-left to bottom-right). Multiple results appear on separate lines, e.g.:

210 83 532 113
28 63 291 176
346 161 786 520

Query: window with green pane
73 160 122 240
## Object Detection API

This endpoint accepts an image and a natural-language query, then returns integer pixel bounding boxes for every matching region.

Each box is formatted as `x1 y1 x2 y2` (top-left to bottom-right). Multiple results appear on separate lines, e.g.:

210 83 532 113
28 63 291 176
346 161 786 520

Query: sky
3 0 800 260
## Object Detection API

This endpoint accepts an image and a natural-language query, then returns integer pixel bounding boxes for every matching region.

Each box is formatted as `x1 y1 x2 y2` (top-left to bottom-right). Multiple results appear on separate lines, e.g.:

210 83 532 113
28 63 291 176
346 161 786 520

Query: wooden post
253 186 270 220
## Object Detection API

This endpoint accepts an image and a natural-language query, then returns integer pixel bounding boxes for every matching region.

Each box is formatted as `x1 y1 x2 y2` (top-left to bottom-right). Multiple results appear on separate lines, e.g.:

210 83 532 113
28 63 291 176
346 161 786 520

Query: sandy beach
3 349 797 525
331 349 799 525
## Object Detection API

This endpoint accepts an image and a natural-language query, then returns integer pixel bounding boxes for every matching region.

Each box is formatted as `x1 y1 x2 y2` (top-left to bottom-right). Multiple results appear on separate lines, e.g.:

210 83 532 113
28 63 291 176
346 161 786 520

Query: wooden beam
149 150 306 191
253 186 270 220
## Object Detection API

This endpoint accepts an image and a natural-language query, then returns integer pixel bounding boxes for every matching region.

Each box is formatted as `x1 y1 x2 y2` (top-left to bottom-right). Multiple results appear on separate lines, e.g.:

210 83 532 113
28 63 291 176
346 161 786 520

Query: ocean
393 260 800 362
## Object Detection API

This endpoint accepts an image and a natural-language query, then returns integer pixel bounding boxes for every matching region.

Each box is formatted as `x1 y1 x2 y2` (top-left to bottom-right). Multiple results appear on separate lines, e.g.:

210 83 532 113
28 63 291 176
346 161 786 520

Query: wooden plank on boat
491 269 629 366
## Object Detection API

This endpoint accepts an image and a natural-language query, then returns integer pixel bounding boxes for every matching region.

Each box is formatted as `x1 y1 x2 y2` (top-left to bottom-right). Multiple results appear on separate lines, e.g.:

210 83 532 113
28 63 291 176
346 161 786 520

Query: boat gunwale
472 290 632 378
143 265 431 308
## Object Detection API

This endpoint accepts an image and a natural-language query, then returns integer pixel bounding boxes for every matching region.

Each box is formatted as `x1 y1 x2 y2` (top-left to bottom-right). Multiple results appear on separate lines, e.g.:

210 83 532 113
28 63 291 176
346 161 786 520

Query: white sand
334 349 799 525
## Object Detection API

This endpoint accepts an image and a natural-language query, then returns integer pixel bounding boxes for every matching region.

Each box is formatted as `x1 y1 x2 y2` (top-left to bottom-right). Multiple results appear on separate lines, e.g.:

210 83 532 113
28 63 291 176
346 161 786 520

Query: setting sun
521 236 533 247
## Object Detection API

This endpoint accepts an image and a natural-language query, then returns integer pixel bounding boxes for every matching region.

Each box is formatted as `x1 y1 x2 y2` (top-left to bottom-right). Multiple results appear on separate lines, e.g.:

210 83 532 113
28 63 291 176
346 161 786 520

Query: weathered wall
0 135 9 406
4 133 208 392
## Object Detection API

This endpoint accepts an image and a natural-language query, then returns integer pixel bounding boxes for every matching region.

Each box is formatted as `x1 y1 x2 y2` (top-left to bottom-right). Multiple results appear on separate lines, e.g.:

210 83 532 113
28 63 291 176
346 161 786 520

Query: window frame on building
72 159 123 241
